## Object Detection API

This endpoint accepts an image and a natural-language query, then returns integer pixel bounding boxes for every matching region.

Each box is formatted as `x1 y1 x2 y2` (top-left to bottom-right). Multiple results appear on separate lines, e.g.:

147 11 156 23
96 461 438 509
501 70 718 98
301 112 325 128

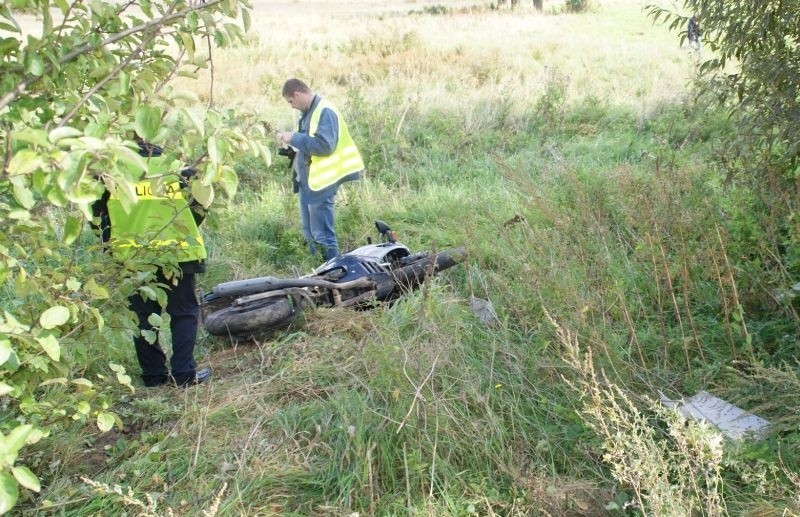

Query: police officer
92 139 212 387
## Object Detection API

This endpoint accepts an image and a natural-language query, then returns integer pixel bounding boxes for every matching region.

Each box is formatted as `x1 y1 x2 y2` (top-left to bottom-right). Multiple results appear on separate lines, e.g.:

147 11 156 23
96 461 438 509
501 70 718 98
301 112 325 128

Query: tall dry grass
181 0 693 123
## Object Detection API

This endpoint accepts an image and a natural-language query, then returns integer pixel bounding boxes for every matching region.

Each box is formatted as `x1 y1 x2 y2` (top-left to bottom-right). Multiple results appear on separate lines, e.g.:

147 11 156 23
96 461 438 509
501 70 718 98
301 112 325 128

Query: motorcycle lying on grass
201 221 466 339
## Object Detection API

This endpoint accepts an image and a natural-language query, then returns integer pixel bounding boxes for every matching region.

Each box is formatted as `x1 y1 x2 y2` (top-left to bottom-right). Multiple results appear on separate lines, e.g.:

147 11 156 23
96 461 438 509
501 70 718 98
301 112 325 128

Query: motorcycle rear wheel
204 297 296 338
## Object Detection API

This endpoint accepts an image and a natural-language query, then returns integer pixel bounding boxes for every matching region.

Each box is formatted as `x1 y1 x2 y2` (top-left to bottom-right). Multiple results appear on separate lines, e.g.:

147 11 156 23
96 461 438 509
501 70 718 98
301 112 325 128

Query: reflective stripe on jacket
106 178 206 263
308 99 364 191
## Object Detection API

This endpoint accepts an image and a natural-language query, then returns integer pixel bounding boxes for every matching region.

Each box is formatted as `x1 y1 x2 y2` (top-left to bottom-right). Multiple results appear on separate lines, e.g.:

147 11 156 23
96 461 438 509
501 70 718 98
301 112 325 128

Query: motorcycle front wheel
392 247 466 289
204 297 296 338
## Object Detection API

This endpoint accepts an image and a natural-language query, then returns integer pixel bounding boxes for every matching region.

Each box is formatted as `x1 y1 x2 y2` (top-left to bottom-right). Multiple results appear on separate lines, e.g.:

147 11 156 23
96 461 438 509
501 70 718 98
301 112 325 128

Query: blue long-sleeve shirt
288 95 360 200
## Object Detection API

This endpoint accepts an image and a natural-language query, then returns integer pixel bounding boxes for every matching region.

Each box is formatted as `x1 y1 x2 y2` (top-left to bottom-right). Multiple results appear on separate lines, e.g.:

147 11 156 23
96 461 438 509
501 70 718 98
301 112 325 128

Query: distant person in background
92 138 212 388
687 14 701 60
277 78 364 261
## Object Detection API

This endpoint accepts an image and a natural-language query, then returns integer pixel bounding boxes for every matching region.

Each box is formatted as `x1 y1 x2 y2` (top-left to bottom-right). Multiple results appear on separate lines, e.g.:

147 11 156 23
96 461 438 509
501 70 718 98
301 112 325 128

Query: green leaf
65 277 81 292
0 5 21 32
138 285 158 301
135 106 162 141
46 186 68 207
181 107 205 137
241 8 251 32
222 0 237 17
223 22 244 43
11 129 48 147
62 215 82 245
258 143 272 168
147 313 162 327
7 150 44 176
96 412 115 432
0 36 19 54
71 378 94 388
5 424 33 456
48 126 82 143
1 311 30 333
179 32 195 60
155 286 168 308
176 70 198 80
36 335 60 361
0 339 10 366
207 135 224 166
110 364 134 392
37 378 67 387
39 306 70 329
89 307 104 331
0 383 12 397
11 181 34 210
26 53 44 76
86 278 109 300
140 329 157 344
170 90 200 104
24 429 45 446
219 167 239 199
12 466 40 493
191 179 214 208
76 401 90 415
213 29 228 48
0 471 19 515
115 144 148 174
116 70 129 95
6 210 29 221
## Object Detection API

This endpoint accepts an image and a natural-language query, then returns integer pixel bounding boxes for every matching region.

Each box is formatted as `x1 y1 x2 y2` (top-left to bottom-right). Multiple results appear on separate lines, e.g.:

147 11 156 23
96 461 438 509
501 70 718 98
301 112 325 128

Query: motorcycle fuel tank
314 242 411 283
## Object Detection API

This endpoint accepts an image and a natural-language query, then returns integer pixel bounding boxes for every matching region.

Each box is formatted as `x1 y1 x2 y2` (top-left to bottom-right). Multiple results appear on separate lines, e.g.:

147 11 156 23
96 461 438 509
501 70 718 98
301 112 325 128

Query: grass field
17 0 800 515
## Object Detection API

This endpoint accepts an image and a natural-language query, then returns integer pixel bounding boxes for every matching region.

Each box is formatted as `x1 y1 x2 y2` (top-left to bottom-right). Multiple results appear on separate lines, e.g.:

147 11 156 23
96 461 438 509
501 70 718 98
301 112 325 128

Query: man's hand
277 131 294 145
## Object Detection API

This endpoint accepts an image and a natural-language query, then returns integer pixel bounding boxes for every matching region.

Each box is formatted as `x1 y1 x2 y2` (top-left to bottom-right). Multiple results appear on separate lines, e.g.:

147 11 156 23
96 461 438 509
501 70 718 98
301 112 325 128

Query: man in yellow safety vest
278 78 364 261
92 138 212 387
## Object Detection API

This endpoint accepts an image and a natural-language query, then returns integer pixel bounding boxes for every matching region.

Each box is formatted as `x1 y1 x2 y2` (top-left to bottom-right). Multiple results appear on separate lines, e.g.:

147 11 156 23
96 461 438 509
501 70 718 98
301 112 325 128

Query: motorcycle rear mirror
374 220 397 243
375 220 391 234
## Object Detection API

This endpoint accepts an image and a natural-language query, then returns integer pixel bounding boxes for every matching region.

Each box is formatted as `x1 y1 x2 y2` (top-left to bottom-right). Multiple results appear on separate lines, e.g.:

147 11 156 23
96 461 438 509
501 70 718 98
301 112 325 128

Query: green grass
14 1 800 515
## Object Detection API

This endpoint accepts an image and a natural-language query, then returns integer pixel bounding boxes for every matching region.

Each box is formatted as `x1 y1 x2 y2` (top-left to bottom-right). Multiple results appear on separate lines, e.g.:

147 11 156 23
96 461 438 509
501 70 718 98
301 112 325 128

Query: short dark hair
282 78 311 97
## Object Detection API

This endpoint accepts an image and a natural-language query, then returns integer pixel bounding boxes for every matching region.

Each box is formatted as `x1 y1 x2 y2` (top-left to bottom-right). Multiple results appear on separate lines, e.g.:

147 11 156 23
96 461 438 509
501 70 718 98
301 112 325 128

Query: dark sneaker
174 367 212 387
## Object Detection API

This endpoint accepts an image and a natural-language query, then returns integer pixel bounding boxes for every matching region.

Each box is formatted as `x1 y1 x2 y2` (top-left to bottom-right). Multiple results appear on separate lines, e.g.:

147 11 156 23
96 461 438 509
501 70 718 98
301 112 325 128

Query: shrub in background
564 0 590 13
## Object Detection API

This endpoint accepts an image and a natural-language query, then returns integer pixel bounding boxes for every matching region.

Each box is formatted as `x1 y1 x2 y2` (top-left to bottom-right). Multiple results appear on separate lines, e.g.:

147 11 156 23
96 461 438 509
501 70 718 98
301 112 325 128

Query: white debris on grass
660 390 770 441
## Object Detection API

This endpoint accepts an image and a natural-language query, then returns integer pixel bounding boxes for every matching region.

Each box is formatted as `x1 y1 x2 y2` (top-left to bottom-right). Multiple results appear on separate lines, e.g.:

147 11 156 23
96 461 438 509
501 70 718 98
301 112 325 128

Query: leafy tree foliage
647 1 800 304
0 0 266 512
647 1 799 159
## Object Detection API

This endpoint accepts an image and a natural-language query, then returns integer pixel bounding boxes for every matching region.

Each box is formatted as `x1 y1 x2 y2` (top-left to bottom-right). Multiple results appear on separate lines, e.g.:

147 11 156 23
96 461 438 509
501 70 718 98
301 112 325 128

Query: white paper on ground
660 390 770 440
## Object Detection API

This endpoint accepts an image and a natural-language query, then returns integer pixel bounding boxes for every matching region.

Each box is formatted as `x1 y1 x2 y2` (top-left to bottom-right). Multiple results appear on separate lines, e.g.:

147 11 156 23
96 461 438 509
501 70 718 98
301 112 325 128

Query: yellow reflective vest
106 176 206 264
308 99 364 191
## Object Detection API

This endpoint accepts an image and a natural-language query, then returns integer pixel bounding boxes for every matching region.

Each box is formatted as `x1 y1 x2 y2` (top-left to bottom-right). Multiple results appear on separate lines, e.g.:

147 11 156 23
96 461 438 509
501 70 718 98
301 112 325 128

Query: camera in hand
278 147 296 161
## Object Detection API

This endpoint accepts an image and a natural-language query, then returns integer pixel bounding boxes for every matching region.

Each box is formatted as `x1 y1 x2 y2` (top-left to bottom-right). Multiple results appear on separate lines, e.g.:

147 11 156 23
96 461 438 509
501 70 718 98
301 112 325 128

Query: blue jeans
299 187 339 260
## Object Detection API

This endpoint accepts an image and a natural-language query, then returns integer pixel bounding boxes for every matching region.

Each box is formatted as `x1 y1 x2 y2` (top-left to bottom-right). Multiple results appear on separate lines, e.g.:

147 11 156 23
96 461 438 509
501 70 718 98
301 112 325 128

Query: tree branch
0 0 224 112
56 2 175 128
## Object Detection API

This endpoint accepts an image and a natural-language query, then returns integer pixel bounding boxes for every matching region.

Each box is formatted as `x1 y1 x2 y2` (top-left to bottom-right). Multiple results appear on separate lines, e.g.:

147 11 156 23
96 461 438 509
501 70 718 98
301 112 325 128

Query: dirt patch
75 421 145 477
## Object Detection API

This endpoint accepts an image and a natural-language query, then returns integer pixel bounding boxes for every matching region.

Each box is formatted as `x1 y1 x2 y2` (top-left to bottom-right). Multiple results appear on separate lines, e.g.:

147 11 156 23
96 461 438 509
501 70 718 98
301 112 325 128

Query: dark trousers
129 270 199 386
